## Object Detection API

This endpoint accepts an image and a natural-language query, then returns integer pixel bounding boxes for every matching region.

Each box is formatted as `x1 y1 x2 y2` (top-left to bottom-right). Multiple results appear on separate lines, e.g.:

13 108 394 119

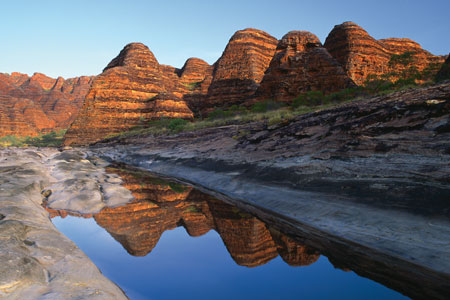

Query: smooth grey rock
0 148 130 299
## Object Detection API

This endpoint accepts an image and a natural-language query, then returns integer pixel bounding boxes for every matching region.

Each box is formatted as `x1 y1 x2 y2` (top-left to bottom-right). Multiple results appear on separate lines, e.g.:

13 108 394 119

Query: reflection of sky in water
53 216 407 300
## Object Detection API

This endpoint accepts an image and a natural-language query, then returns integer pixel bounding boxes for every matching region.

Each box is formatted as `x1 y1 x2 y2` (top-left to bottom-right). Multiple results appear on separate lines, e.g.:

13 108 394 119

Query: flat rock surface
0 148 131 299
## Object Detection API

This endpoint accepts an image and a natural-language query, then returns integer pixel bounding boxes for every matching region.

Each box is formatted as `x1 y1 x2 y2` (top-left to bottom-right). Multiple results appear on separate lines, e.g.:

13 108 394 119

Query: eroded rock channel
1 146 449 299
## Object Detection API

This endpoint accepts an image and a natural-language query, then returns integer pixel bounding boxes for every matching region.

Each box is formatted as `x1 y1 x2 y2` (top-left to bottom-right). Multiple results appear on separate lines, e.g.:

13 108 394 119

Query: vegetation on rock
0 129 67 147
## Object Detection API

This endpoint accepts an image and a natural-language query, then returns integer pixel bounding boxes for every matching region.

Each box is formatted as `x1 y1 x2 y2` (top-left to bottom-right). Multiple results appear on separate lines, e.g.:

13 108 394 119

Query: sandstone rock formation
0 72 93 137
256 31 355 102
205 28 278 110
178 58 214 115
324 22 445 85
0 94 54 136
63 43 194 145
63 24 446 145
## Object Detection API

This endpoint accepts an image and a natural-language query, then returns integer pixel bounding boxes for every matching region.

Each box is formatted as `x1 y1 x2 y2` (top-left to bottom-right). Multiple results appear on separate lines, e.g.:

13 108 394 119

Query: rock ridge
324 21 446 85
0 72 94 137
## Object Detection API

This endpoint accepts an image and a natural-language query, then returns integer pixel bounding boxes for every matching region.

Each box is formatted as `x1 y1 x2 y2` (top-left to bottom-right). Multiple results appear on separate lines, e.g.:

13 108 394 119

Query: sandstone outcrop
63 43 194 145
256 31 355 102
179 58 213 91
63 24 446 145
205 28 278 110
0 95 54 136
0 72 93 137
178 58 214 115
324 22 445 85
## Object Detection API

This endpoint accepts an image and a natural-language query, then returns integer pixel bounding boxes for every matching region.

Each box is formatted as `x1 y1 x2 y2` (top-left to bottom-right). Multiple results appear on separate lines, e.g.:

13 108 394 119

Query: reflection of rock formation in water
93 167 197 256
47 165 319 267
207 198 279 267
269 228 319 266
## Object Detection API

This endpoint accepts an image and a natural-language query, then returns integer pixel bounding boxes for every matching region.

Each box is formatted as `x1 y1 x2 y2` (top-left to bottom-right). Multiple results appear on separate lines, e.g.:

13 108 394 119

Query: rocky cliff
256 31 355 102
0 72 93 137
63 43 194 145
324 21 445 85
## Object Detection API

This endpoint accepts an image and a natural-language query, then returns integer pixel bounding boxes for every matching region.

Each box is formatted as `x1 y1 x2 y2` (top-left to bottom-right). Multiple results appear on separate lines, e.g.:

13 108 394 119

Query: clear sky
1 0 449 78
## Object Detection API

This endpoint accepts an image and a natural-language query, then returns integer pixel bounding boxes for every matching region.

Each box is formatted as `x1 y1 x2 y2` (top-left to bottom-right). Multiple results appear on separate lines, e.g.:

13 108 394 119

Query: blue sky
1 0 449 78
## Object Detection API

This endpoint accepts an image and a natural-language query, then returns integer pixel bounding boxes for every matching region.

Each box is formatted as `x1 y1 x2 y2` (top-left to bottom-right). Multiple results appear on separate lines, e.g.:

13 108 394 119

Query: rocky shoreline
0 148 131 299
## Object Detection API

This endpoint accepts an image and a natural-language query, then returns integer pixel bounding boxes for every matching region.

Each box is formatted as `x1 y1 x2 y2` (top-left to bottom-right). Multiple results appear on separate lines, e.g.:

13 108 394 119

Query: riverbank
0 148 131 299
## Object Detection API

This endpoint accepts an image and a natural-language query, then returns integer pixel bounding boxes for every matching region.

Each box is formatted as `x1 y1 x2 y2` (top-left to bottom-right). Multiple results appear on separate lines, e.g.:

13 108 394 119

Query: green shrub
293 91 324 107
389 51 415 67
24 129 67 147
183 81 202 91
394 77 417 87
0 135 23 147
208 109 233 120
251 100 284 113
364 79 395 93
169 182 187 193
0 129 67 148
167 118 188 132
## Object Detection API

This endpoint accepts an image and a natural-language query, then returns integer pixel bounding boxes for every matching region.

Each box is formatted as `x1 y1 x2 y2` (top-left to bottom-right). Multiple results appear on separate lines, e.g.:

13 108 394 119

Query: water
49 165 409 300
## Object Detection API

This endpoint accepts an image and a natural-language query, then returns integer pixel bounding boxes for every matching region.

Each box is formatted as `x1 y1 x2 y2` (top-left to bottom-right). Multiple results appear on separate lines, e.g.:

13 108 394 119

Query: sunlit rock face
324 22 445 85
256 31 355 102
0 72 93 137
204 28 278 110
63 43 194 146
178 58 214 116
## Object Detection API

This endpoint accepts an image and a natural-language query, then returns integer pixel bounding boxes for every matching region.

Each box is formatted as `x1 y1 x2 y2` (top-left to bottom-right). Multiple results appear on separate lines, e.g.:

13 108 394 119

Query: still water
49 165 408 300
